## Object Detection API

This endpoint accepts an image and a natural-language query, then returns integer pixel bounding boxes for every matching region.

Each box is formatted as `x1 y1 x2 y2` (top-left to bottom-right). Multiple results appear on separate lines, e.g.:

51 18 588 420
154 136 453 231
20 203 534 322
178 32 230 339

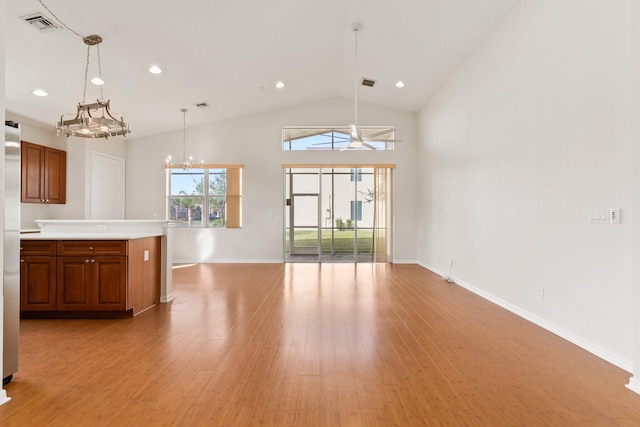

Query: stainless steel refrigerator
3 121 20 385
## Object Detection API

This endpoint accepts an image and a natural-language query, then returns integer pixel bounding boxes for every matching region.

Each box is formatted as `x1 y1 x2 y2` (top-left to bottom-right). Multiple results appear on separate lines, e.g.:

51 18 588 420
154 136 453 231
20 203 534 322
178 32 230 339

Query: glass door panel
291 195 319 254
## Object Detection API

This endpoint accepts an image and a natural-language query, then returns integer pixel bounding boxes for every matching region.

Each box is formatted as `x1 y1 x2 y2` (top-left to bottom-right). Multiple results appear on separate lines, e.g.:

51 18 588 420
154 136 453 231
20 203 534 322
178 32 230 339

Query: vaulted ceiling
5 0 519 139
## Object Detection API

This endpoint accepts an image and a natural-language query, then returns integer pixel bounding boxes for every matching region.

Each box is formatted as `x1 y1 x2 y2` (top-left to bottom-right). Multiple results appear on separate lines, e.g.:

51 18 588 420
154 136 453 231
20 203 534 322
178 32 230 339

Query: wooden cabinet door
20 256 56 311
57 257 93 311
20 141 66 204
44 147 66 204
92 256 127 311
21 141 45 203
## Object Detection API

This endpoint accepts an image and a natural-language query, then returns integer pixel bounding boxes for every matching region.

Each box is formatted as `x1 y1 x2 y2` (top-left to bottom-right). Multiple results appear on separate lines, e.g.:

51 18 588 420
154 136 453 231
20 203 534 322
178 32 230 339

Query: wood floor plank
2 263 640 426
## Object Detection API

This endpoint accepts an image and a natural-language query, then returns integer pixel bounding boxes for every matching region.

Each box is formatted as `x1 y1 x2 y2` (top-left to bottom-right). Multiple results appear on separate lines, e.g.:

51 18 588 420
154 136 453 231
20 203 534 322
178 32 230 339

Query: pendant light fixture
38 0 130 139
165 108 194 170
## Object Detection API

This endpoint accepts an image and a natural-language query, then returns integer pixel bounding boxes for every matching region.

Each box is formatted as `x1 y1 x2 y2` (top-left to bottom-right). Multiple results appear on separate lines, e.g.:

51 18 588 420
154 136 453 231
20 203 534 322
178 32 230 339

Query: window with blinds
166 164 242 228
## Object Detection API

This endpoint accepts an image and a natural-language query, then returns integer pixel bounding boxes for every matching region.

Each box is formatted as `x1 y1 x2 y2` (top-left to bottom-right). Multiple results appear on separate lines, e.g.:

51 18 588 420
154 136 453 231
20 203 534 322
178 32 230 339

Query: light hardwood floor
1 263 640 426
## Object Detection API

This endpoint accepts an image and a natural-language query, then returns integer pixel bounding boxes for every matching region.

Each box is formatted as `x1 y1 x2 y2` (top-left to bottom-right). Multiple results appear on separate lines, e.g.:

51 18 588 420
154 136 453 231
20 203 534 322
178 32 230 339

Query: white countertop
20 232 163 240
33 219 174 235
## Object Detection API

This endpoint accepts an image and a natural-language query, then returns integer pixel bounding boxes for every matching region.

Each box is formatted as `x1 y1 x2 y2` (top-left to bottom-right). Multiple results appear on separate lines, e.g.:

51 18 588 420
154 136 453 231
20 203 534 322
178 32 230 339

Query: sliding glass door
284 166 393 263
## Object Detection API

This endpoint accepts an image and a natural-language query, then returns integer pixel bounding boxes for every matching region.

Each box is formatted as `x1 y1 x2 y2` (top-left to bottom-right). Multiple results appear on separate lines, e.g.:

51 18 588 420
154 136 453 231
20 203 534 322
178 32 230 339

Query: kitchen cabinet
21 140 66 204
20 237 161 318
57 240 127 311
20 240 56 311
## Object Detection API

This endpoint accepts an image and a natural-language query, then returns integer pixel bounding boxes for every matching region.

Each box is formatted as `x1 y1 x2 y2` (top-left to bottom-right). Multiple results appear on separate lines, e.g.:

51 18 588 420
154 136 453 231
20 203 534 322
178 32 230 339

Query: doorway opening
284 166 393 263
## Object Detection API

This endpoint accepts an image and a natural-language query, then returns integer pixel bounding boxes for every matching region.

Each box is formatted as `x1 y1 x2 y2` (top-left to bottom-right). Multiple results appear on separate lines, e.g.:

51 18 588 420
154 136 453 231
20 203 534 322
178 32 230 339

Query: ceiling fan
344 23 401 151
310 23 401 151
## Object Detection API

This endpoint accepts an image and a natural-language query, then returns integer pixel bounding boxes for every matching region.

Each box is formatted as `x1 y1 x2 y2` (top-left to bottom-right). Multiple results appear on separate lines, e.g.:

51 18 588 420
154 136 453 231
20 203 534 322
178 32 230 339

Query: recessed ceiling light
90 76 105 85
149 65 163 74
275 81 285 89
395 81 405 88
32 89 49 97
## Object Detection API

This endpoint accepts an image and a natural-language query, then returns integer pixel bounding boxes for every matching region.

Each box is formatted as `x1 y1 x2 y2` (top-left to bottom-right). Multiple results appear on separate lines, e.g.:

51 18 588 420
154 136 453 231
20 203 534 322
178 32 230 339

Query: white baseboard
160 294 176 303
419 262 633 374
626 376 640 395
173 258 283 264
0 390 10 406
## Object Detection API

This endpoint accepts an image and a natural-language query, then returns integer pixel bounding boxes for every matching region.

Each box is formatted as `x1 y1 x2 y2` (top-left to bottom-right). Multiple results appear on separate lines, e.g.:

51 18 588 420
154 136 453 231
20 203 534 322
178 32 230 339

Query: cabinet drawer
57 240 127 256
20 240 57 256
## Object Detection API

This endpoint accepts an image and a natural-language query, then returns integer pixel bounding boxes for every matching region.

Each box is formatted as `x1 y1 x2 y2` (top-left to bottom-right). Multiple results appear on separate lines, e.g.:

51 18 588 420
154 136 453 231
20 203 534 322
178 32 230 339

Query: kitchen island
20 220 174 318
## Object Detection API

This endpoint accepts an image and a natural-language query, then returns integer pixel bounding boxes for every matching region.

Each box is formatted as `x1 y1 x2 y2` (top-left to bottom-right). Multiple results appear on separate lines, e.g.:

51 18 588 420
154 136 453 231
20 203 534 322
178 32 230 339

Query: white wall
629 0 640 393
1 0 7 403
418 0 635 369
126 97 418 263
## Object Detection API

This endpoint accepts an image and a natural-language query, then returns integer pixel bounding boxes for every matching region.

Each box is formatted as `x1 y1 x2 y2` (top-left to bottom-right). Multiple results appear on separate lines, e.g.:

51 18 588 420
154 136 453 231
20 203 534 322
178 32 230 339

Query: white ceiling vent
20 13 61 33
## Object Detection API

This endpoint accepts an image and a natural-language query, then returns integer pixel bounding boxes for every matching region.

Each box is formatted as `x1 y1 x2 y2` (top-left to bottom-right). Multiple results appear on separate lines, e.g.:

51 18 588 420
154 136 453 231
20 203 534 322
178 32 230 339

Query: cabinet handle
90 259 96 263
20 259 24 263
85 259 90 263
89 246 94 251
45 199 49 203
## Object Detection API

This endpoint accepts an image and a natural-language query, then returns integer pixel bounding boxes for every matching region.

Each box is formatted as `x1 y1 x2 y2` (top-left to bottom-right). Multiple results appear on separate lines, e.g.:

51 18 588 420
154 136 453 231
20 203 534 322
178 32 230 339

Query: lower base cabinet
57 256 127 311
20 256 56 311
20 237 160 318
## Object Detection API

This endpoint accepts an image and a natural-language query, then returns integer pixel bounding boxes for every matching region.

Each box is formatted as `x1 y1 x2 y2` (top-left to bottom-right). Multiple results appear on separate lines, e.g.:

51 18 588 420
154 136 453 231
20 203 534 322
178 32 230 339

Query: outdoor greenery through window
167 165 242 228
282 127 396 151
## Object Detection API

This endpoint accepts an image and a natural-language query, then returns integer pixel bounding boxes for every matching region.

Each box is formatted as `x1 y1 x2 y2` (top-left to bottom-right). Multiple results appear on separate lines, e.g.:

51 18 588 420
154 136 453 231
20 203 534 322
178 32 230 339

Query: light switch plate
610 208 621 224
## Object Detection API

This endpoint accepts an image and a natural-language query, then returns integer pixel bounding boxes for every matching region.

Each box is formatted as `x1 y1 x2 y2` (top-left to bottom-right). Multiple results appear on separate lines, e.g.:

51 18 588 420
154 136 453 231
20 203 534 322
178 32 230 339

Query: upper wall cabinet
21 141 67 204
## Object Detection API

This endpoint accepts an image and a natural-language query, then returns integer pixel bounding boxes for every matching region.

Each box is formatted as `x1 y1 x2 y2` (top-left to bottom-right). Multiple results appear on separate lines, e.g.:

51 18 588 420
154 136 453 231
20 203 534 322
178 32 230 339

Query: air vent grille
361 78 376 87
20 13 60 33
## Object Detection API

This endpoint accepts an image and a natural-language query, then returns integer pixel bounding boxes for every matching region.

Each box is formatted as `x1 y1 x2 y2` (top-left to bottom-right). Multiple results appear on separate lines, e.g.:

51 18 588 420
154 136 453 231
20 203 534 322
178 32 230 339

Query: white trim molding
0 389 10 406
420 262 633 374
626 376 640 395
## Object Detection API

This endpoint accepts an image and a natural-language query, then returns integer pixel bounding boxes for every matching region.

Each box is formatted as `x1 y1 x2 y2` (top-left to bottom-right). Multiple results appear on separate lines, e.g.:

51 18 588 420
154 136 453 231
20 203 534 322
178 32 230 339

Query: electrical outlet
143 250 149 261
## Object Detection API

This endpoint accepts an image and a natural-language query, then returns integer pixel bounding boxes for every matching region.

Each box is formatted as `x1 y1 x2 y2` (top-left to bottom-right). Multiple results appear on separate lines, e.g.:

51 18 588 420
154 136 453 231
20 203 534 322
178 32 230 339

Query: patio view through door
284 166 393 263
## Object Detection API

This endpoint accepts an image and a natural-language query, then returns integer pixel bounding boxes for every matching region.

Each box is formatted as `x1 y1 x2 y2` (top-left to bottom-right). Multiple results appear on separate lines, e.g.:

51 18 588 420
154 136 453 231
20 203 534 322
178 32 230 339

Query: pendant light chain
97 43 104 100
38 0 84 39
41 0 130 138
82 45 90 104
41 0 104 102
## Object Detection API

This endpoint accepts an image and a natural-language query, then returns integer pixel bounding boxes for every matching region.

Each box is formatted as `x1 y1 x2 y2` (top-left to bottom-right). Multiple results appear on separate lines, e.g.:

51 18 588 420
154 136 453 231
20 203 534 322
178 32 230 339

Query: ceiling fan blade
362 138 402 143
349 124 362 141
361 142 378 150
363 127 396 139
